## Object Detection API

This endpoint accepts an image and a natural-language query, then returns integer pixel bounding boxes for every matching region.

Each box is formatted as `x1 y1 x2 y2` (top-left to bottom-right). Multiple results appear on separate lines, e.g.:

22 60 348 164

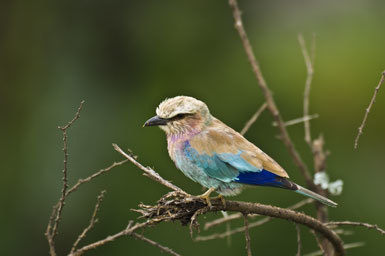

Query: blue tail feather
235 170 337 207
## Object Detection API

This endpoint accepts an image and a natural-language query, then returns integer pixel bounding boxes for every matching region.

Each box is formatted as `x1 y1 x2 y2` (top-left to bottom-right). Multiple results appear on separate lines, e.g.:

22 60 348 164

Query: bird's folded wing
189 122 289 178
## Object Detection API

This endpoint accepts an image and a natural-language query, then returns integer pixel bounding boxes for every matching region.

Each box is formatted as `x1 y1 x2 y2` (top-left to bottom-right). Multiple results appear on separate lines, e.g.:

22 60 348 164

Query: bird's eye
176 114 185 118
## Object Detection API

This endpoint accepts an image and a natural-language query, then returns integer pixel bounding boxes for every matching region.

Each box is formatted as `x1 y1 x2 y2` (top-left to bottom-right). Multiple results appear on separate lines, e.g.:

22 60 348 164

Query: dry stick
240 102 267 135
296 224 302 256
66 159 128 196
299 34 333 255
243 214 252 256
326 221 385 235
204 198 313 230
131 233 181 256
197 216 271 241
272 114 319 127
113 144 187 195
304 242 365 256
228 0 314 189
69 220 162 256
71 190 106 254
298 34 315 146
45 100 85 256
354 71 385 149
310 230 326 256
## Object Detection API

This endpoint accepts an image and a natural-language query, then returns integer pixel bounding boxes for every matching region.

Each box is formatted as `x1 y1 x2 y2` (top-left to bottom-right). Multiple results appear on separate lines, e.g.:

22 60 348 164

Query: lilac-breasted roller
144 96 337 207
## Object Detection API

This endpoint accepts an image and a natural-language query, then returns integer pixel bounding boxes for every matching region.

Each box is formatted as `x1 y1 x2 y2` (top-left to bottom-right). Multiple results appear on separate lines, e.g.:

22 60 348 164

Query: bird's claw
198 188 215 207
214 194 226 208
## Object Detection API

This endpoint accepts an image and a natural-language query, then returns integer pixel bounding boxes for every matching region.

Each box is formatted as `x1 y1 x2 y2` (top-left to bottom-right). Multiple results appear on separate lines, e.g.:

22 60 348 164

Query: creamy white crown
156 96 209 119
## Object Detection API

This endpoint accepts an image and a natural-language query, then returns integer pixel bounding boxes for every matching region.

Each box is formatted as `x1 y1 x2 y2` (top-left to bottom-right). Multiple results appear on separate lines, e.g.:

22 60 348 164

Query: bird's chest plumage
166 131 244 196
167 134 209 184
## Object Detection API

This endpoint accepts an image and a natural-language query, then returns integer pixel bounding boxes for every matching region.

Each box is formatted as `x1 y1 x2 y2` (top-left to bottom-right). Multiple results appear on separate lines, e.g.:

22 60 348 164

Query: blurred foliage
1 0 385 255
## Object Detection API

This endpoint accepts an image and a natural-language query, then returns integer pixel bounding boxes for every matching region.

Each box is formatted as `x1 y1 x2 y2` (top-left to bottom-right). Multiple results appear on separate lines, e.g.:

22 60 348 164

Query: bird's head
144 96 212 135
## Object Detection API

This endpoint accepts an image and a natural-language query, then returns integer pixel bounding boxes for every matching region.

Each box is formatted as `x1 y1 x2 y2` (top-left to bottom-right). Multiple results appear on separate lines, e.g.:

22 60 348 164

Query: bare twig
45 100 85 256
221 211 232 246
272 114 319 127
241 102 267 135
243 214 252 256
66 160 128 196
228 0 314 188
298 34 315 146
69 220 162 256
197 216 271 241
310 33 316 65
131 233 181 256
71 190 106 253
296 224 301 256
354 71 385 149
304 242 365 256
327 221 385 235
112 144 188 195
204 198 313 230
310 230 326 256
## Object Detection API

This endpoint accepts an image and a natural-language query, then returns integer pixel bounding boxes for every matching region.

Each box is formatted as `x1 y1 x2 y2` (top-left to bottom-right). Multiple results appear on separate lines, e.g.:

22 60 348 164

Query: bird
144 96 337 207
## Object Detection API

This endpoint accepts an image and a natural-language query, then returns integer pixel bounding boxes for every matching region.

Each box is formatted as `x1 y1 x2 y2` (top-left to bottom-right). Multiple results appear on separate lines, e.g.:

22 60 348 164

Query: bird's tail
294 184 337 207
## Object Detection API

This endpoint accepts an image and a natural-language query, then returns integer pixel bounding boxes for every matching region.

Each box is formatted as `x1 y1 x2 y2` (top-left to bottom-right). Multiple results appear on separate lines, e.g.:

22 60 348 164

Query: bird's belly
174 152 243 196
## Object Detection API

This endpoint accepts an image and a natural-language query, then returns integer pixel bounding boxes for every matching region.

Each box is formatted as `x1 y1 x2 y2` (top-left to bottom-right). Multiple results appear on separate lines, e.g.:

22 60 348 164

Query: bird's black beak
143 115 168 127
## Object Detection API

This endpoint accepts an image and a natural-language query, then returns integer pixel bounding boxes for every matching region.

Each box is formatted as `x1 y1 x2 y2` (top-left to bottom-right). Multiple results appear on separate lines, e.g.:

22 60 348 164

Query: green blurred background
1 0 384 255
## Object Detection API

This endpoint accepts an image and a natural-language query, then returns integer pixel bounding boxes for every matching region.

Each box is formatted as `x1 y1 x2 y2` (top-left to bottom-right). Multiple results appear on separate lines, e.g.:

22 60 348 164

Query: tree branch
327 221 385 235
354 70 385 149
243 214 252 256
298 33 315 146
131 233 181 256
228 0 314 188
296 224 302 256
204 198 313 231
66 160 128 197
241 102 267 135
71 190 106 254
112 143 188 195
138 194 345 256
45 100 85 256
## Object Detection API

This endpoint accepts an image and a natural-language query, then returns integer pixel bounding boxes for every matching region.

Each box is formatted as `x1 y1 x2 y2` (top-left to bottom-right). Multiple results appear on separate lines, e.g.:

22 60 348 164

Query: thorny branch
45 100 85 256
354 71 385 149
70 190 106 254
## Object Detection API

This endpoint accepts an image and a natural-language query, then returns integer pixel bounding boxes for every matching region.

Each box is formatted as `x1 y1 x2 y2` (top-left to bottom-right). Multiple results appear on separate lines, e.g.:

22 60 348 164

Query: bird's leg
198 187 216 207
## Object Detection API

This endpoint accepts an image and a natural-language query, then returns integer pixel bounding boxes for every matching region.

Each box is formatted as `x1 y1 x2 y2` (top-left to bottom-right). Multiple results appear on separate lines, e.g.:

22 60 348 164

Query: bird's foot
213 194 226 208
197 188 216 207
